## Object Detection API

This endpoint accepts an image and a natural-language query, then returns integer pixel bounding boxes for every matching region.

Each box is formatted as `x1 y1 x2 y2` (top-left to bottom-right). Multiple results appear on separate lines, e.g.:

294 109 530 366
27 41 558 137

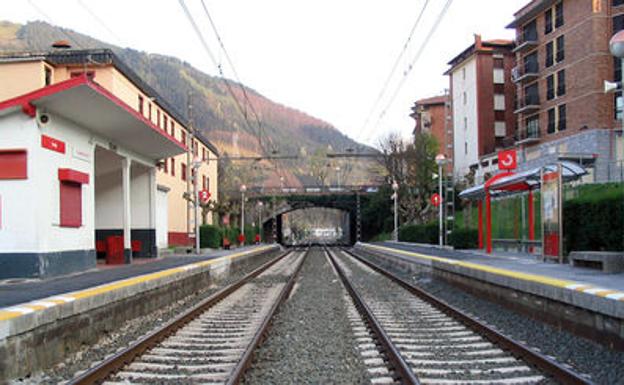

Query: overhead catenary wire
363 0 454 144
75 0 124 46
359 0 431 143
27 0 86 49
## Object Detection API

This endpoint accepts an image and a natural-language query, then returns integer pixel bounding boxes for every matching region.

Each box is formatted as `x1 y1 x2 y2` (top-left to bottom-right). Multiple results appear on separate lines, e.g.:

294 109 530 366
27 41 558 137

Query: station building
0 48 219 279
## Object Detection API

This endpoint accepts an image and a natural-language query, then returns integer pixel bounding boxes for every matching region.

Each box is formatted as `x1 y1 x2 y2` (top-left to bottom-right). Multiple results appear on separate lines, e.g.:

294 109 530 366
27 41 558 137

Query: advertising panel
541 164 563 263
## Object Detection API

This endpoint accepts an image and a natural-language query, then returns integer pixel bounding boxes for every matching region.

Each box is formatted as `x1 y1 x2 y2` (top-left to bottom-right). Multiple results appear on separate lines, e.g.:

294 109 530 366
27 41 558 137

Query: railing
512 63 539 82
515 125 540 143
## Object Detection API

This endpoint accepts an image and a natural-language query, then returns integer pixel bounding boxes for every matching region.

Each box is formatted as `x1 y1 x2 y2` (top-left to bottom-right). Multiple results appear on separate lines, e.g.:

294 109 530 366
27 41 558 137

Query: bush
199 225 222 248
448 228 479 249
564 187 624 253
398 222 438 244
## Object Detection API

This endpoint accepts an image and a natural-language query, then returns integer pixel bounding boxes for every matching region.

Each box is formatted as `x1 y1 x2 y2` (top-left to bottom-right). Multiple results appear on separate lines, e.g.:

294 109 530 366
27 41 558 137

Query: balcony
514 96 540 114
512 64 539 84
515 125 541 145
513 35 538 53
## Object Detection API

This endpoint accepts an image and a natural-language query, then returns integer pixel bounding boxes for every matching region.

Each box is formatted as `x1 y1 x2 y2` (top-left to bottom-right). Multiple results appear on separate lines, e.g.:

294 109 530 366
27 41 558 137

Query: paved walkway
377 241 624 292
0 245 265 308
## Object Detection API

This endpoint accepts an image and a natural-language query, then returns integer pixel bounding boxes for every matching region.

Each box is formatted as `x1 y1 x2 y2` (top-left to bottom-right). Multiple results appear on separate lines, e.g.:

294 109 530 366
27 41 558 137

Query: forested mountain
0 20 379 191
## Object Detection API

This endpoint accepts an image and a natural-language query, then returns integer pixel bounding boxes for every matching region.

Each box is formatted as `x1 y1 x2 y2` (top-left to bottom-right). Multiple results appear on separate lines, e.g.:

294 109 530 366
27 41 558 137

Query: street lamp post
191 156 202 254
435 154 447 247
257 201 263 242
392 181 399 241
240 184 247 245
609 31 624 179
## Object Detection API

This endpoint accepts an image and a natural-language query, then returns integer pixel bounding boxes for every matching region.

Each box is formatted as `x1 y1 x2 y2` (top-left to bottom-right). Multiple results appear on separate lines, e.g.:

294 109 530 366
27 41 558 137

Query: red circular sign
431 193 442 207
199 189 211 203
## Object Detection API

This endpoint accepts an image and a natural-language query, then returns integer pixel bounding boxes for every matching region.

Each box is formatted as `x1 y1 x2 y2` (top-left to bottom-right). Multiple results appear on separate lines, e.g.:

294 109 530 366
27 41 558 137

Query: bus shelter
458 161 587 255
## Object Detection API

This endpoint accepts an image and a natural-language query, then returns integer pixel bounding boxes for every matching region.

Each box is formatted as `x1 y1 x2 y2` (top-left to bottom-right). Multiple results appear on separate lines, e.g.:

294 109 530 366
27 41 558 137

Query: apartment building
509 0 624 181
0 48 219 249
446 35 517 182
410 94 451 152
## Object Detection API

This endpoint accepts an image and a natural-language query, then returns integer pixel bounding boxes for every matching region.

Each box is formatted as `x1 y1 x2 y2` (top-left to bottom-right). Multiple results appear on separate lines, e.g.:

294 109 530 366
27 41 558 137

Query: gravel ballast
10 251 277 385
358 249 624 385
242 247 370 385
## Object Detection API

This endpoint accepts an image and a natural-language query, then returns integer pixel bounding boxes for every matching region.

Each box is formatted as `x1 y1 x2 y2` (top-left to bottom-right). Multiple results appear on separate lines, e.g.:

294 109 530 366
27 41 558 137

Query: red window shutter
0 150 27 179
60 181 82 227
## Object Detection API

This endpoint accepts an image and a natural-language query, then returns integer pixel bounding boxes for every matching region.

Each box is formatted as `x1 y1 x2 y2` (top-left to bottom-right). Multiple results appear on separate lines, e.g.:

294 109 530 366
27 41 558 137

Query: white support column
122 157 132 263
149 167 158 257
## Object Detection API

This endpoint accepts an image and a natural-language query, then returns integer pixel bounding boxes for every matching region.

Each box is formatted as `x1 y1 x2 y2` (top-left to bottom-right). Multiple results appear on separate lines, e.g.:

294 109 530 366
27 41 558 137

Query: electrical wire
27 0 85 48
359 0 431 142
364 0 454 144
76 0 124 46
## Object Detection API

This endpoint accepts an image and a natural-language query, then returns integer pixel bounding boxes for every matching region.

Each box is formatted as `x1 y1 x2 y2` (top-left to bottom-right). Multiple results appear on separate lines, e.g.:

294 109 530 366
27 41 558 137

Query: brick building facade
409 94 451 158
509 0 624 181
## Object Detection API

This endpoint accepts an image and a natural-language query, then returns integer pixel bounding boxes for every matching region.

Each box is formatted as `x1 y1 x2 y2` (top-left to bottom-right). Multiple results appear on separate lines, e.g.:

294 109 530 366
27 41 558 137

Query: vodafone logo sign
498 149 517 171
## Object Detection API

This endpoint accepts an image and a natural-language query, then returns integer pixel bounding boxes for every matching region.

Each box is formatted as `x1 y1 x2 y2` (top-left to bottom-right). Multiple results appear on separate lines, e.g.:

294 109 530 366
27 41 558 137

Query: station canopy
459 161 587 200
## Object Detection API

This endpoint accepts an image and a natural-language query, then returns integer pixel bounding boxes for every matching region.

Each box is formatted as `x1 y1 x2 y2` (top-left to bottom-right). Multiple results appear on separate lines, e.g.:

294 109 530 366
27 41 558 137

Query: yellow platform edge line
0 245 274 322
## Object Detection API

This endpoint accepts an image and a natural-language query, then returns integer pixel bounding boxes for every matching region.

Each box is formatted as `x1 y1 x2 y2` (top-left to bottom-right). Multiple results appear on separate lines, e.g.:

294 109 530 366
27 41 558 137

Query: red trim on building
41 135 66 154
58 168 89 184
168 232 192 246
0 76 186 152
21 103 36 117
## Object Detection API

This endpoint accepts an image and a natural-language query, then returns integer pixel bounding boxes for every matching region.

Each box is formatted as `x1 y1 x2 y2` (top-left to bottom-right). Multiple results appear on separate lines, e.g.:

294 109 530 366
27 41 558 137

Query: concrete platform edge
356 242 624 320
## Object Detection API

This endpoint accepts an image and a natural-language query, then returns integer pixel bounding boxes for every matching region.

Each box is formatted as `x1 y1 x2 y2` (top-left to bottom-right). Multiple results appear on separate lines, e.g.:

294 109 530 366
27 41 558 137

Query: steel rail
226 246 310 385
343 247 595 385
67 248 292 385
325 247 421 385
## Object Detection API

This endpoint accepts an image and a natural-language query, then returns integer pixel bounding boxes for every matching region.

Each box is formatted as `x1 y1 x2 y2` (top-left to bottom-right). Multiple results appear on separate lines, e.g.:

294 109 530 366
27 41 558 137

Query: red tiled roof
415 95 448 106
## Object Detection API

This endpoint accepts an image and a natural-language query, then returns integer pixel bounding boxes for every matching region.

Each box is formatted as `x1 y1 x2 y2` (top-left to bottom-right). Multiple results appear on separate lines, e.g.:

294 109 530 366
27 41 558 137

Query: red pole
478 200 483 249
486 190 492 254
528 189 535 253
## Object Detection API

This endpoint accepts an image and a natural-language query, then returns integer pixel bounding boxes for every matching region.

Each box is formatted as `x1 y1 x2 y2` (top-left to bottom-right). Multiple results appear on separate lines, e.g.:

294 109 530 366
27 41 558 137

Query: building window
171 121 176 138
202 148 207 161
547 75 555 100
0 149 27 179
464 117 467 131
546 42 554 67
522 19 538 42
148 103 152 121
524 83 539 105
494 94 505 111
545 8 553 34
494 121 506 137
163 115 168 131
556 70 566 97
493 58 504 68
157 110 161 128
558 104 567 131
555 2 564 28
464 142 468 155
556 35 565 62
60 181 82 227
548 108 556 134
524 51 538 73
526 115 539 137
463 92 467 105
181 163 187 181
138 95 144 116
462 67 466 80
44 66 52 86
194 140 199 156
163 157 168 173
493 68 505 84
171 158 175 176
181 131 187 146
615 0 624 7
70 71 95 79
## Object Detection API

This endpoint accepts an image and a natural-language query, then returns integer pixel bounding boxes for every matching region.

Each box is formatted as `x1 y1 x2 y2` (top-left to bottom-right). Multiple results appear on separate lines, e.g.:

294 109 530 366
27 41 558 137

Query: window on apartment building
524 83 539 105
547 75 555 100
157 110 161 128
194 141 199 156
526 115 539 137
202 148 207 161
523 19 538 42
494 122 506 137
464 117 467 131
148 103 152 121
555 2 564 28
494 94 505 111
70 71 95 79
181 163 187 181
557 70 566 97
615 0 624 7
0 150 27 179
163 157 168 173
463 92 467 105
138 95 144 116
202 175 207 190
171 121 176 138
181 131 187 146
44 66 52 86
493 68 505 84
524 52 538 73
545 8 553 34
556 35 565 62
163 116 168 131
493 58 504 68
171 158 176 176
558 104 567 131
546 42 554 67
464 142 468 155
462 68 466 80
547 108 556 134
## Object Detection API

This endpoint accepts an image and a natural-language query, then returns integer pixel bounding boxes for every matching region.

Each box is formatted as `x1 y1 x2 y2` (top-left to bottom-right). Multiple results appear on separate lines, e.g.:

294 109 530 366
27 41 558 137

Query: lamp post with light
240 184 247 244
391 181 399 241
257 201 263 241
191 156 202 254
435 154 447 247
609 31 624 179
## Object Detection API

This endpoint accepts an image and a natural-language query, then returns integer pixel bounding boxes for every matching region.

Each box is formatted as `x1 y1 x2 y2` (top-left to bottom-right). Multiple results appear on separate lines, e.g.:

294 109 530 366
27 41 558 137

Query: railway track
326 247 594 385
68 248 307 385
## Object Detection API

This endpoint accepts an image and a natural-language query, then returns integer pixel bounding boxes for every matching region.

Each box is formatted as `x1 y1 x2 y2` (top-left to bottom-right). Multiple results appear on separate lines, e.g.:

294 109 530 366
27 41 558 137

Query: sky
3 0 528 147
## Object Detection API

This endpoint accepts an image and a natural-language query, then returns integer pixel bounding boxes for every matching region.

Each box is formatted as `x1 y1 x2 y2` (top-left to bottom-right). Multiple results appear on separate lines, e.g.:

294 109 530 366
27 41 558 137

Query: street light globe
610 30 624 58
258 201 263 207
435 154 446 165
240 184 247 193
391 181 399 191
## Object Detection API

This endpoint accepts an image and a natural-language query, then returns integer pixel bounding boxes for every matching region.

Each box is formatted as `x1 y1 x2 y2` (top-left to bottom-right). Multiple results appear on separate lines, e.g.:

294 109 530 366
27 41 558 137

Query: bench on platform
569 251 624 273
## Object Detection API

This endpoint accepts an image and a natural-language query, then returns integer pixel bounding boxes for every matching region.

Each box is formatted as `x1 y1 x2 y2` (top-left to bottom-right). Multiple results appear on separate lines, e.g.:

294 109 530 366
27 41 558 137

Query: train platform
355 241 624 321
0 244 279 327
